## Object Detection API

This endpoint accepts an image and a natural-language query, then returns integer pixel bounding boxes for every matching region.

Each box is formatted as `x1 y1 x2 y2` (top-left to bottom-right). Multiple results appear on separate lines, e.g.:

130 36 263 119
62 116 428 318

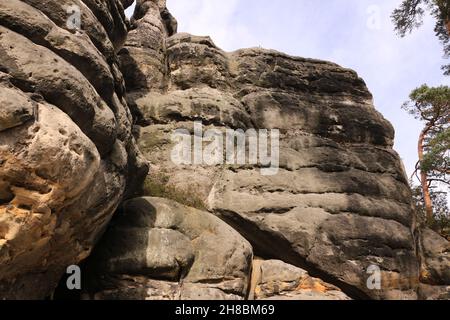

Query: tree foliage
403 85 449 224
403 85 450 180
422 127 450 177
392 0 450 74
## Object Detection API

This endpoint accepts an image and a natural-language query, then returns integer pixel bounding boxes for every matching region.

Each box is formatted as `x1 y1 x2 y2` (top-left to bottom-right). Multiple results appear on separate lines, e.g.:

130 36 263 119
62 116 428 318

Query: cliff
0 0 448 300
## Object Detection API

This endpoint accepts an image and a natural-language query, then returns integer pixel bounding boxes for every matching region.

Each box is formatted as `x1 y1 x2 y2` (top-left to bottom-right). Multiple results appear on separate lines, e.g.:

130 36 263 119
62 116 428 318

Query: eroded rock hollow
0 0 448 300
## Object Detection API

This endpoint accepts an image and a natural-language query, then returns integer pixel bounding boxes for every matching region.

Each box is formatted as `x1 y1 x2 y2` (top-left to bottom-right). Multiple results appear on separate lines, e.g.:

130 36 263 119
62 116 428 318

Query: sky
125 0 449 181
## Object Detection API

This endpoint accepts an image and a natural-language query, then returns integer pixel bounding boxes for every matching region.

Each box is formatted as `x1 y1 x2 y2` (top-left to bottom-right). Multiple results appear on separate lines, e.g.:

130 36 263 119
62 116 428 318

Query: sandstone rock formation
83 197 253 300
83 197 350 300
0 0 448 300
0 0 148 299
249 259 350 300
417 228 450 299
112 0 437 300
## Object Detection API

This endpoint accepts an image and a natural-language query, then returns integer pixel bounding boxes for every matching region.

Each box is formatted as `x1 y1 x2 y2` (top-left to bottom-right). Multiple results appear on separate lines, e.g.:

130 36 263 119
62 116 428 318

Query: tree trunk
418 127 434 223
446 20 450 37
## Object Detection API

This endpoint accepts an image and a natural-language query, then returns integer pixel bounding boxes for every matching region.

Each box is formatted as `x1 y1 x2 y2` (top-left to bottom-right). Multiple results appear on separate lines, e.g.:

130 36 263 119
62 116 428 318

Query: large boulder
0 0 148 299
249 259 350 300
83 197 253 300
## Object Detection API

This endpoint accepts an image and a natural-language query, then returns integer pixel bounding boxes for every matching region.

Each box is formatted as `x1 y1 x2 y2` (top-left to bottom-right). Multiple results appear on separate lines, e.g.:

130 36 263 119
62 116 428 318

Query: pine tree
403 85 450 223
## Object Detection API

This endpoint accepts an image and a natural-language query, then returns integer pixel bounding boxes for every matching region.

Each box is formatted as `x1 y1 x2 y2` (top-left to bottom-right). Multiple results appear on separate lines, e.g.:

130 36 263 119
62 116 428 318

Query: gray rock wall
111 0 429 300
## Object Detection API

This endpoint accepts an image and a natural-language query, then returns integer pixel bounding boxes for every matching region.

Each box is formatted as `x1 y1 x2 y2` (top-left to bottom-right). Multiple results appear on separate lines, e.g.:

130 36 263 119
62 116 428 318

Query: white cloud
169 0 258 50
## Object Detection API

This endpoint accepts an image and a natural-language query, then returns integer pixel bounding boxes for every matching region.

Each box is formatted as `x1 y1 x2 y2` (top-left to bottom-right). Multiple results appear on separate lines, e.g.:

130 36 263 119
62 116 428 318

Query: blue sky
125 1 449 180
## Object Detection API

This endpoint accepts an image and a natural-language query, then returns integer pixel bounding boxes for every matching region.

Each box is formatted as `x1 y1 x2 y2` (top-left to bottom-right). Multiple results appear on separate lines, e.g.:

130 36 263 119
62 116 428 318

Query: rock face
111 0 437 300
0 0 147 299
0 0 448 300
417 229 450 300
250 259 350 300
83 197 253 300
83 197 351 300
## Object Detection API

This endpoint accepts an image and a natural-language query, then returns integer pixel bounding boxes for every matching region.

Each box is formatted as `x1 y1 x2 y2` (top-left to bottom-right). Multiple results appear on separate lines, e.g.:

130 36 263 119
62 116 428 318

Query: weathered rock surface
114 0 435 300
0 0 448 301
0 0 147 299
417 229 450 299
249 259 350 300
419 229 450 285
83 197 253 300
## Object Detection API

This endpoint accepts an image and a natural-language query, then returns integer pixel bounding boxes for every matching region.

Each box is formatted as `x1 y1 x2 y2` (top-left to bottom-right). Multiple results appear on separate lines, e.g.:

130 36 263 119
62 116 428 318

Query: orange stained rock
297 277 329 293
